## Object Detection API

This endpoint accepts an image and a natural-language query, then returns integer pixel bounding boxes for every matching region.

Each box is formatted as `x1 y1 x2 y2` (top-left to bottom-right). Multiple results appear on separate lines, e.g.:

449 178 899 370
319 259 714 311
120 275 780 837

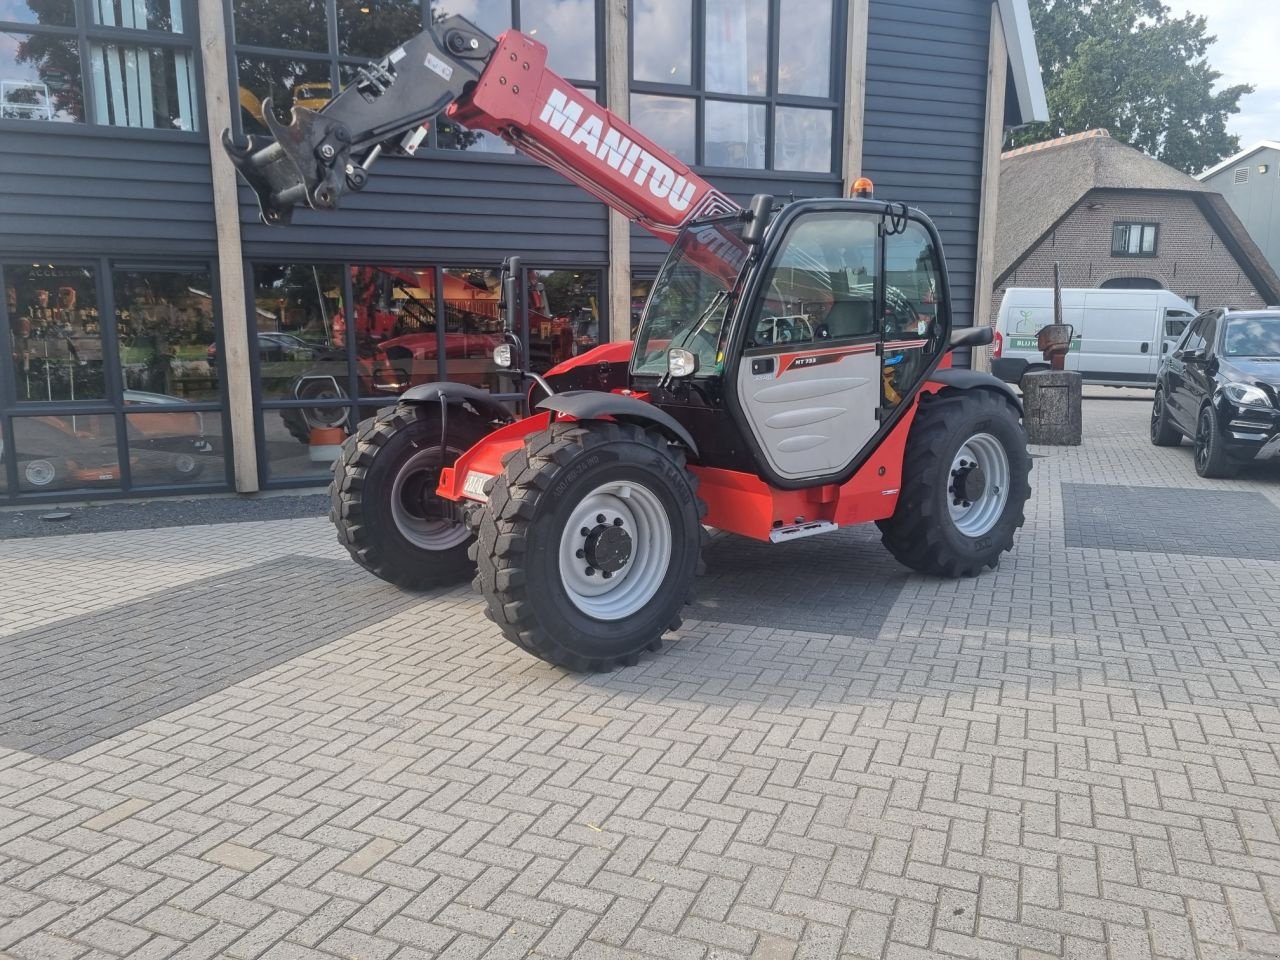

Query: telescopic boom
223 15 739 241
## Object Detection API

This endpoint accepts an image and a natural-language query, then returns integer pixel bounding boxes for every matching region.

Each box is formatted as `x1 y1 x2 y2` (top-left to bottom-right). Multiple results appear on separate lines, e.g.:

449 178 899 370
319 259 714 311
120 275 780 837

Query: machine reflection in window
114 269 218 402
11 414 120 493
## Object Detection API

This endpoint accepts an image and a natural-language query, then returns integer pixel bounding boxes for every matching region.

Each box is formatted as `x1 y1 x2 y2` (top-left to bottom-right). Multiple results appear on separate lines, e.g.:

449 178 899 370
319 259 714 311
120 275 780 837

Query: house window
630 0 840 173
0 0 199 130
1112 223 1159 258
231 1 600 156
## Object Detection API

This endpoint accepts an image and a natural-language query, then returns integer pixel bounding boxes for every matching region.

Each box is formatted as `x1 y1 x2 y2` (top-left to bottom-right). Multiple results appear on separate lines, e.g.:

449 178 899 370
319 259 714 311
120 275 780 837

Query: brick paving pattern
0 398 1278 959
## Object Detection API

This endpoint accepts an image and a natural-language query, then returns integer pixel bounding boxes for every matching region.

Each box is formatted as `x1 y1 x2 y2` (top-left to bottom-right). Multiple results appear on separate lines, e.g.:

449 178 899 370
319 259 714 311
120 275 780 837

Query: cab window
748 212 878 348
883 221 945 409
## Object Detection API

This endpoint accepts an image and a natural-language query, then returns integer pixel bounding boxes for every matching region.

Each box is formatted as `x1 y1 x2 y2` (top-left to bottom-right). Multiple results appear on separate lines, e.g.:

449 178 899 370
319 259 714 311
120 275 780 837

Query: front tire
472 421 705 671
877 390 1031 577
331 403 490 590
1150 387 1182 446
1194 406 1237 478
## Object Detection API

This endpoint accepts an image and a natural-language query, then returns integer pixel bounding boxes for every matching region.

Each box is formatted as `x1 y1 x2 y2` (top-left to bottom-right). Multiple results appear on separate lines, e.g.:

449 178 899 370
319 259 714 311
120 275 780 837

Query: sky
1190 0 1280 149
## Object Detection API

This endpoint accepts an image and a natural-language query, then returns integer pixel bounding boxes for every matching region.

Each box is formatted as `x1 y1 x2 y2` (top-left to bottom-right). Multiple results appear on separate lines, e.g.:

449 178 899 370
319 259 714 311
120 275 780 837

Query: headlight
1223 382 1272 409
493 343 513 368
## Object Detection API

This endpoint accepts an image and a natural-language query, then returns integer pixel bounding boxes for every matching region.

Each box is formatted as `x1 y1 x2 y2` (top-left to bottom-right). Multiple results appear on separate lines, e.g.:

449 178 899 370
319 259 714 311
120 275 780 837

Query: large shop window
232 0 599 155
1 261 227 498
249 260 602 484
0 0 198 129
631 0 838 173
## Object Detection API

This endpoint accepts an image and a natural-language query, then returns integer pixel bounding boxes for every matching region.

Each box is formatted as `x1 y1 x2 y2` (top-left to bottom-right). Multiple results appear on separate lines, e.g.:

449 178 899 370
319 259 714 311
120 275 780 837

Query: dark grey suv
1150 309 1280 477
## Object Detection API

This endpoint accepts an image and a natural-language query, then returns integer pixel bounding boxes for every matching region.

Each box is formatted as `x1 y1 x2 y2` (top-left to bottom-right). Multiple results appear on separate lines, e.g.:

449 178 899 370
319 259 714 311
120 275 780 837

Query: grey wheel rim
559 480 673 620
948 433 1010 538
389 447 469 551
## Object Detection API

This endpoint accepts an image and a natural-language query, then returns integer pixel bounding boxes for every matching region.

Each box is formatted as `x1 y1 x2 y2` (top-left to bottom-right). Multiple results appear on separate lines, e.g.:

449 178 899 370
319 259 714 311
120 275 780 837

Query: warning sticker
425 52 454 81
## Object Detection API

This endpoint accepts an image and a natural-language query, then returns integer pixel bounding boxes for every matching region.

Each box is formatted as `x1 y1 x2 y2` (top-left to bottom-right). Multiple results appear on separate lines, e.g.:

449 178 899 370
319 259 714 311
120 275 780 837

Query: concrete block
1022 370 1082 445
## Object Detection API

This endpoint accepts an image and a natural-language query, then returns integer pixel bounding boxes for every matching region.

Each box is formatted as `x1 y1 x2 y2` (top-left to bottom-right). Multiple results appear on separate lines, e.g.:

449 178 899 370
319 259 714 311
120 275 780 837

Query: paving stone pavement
1 398 1279 960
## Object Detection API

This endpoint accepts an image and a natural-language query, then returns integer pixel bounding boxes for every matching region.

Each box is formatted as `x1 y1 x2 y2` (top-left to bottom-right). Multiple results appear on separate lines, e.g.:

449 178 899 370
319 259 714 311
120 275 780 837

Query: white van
992 288 1198 387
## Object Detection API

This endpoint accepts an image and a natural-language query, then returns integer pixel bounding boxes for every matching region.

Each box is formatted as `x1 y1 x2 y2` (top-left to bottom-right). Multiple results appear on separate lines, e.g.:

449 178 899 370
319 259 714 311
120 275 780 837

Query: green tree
1012 0 1253 173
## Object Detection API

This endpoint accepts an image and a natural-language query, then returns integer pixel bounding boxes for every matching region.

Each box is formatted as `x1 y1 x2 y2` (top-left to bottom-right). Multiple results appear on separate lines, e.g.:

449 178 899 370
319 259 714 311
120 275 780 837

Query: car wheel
1150 387 1182 446
1193 406 1237 479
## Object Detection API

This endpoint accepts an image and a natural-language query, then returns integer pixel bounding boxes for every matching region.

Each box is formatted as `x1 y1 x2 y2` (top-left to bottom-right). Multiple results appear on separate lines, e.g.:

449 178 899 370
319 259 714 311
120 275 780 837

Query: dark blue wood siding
238 152 609 268
0 129 216 258
863 0 990 328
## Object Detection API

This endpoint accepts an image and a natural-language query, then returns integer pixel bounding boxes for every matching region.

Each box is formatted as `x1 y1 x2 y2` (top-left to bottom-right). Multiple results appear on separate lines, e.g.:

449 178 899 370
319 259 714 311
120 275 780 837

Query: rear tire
471 421 705 672
1193 406 1237 478
331 403 489 590
877 390 1031 577
1150 387 1182 446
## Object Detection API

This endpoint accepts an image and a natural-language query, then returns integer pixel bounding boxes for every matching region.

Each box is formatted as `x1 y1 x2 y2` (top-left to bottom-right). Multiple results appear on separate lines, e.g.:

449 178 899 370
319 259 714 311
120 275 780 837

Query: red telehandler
225 15 1031 671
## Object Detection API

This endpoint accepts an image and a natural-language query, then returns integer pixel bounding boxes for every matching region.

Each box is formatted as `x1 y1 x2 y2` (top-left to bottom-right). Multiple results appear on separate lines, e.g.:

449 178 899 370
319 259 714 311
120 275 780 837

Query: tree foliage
1013 0 1253 173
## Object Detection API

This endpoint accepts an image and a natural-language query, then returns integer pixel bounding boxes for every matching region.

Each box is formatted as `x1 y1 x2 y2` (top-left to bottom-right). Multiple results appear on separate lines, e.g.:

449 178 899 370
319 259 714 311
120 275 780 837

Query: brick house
990 130 1280 325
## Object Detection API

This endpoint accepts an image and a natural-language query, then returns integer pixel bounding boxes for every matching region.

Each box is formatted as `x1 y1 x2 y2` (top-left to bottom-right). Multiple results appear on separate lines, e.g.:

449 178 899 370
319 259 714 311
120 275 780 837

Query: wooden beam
197 0 259 491
840 0 870 193
972 1 1009 371
604 0 632 344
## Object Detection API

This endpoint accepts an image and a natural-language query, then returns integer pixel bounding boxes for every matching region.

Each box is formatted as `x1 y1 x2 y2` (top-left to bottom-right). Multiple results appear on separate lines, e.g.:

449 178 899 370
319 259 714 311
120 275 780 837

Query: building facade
0 0 1045 502
992 131 1280 325
1199 141 1280 282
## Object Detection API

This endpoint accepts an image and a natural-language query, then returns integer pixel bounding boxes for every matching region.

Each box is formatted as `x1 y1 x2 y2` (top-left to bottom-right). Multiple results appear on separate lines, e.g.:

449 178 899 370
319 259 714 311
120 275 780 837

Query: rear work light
992 330 1003 358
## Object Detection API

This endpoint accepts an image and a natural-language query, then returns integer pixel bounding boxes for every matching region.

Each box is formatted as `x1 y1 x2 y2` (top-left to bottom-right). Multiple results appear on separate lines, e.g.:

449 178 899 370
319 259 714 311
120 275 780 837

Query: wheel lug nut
613 518 623 526
596 514 606 524
580 527 590 536
602 571 612 579
576 549 585 559
585 567 595 576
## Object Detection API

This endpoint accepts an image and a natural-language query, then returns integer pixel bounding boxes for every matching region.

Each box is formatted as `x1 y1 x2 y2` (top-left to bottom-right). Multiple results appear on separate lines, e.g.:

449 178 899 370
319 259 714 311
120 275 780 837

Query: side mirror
948 326 993 351
501 276 518 333
667 348 699 378
741 193 773 246
1180 347 1207 362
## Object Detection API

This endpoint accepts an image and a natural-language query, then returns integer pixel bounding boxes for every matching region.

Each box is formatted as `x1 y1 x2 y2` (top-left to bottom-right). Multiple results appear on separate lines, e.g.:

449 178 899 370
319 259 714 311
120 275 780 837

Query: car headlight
1223 382 1273 409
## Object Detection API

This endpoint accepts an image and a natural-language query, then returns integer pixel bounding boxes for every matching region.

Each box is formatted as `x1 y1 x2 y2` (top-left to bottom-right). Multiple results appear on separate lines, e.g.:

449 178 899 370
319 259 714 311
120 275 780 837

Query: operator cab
630 192 952 484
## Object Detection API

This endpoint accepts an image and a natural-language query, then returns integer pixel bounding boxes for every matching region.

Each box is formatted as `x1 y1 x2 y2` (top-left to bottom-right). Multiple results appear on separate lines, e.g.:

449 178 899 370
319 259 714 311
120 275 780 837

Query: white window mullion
174 50 195 130
90 43 111 124
123 45 141 126
105 44 126 125
139 47 156 127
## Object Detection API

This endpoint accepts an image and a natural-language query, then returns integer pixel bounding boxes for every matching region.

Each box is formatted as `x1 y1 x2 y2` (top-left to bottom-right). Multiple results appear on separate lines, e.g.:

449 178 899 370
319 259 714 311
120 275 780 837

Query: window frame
0 0 205 139
1111 222 1160 259
226 0 604 158
0 255 232 500
628 0 844 177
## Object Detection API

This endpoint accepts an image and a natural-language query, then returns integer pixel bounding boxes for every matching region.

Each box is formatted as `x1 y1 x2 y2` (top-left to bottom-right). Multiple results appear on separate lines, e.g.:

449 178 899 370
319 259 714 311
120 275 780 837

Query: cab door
733 209 943 482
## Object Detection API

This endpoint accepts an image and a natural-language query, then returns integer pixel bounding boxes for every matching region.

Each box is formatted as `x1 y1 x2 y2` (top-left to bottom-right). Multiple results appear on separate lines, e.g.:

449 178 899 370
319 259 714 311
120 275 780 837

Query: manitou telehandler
225 15 1032 671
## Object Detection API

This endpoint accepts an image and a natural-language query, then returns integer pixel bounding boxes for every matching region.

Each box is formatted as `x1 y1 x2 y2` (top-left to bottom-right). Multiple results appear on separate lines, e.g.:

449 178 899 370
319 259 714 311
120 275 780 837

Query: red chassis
440 345 957 542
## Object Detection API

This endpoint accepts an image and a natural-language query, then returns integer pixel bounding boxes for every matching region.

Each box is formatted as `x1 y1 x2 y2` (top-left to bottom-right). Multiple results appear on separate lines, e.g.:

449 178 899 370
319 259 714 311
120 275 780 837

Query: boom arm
223 15 739 241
